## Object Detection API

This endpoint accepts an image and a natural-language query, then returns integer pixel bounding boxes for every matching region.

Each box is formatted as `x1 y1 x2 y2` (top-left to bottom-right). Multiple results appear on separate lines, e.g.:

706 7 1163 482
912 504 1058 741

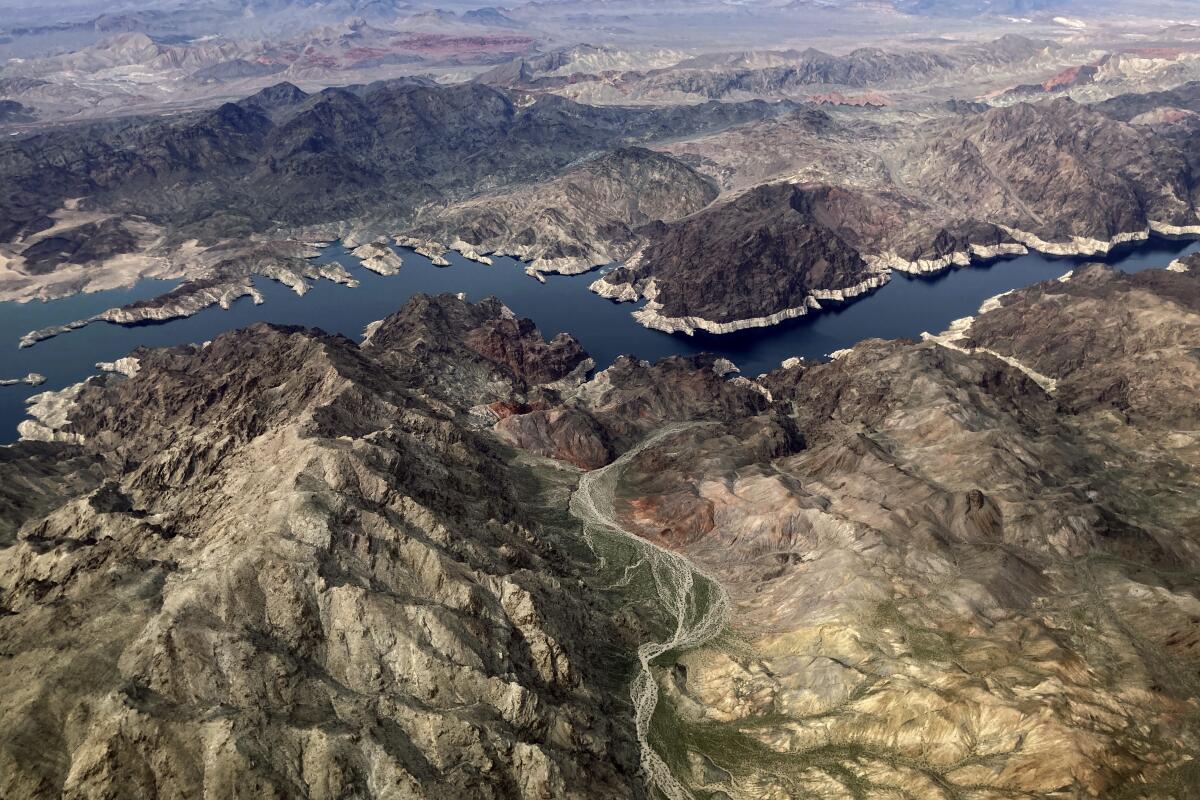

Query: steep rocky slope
7 76 1200 340
0 297 648 799
405 147 719 277
0 81 775 243
0 80 784 301
598 183 894 333
899 98 1198 244
492 265 1200 796
591 98 1200 332
4 266 1199 797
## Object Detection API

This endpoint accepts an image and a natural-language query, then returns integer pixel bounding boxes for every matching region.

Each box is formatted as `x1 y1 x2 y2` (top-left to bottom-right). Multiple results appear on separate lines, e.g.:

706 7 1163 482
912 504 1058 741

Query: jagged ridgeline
3 260 1200 797
7 72 1200 339
4 16 1200 798
0 79 784 263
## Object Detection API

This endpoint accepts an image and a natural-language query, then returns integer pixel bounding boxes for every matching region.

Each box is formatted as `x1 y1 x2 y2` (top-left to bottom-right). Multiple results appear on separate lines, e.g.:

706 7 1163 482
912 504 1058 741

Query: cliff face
3 267 1200 798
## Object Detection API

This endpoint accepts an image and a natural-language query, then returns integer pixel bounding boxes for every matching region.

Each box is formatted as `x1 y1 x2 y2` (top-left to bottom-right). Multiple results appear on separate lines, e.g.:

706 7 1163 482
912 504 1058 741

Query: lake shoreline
2 234 1199 442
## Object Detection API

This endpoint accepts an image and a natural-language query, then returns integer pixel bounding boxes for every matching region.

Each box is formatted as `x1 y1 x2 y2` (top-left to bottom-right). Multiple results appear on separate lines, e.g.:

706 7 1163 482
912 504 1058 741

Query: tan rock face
497 266 1200 798
4 270 1200 799
405 146 719 277
0 297 648 800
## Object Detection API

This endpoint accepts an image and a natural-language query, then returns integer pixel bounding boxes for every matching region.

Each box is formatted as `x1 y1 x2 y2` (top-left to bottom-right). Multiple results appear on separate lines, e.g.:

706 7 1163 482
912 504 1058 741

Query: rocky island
0 373 45 387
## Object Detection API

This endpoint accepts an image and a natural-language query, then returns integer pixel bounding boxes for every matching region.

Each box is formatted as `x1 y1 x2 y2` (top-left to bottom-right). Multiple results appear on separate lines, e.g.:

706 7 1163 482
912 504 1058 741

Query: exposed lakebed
2 235 1199 441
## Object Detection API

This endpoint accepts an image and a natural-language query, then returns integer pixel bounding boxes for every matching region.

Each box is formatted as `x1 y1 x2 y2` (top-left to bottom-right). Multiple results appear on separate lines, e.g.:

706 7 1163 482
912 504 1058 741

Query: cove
2 234 1199 442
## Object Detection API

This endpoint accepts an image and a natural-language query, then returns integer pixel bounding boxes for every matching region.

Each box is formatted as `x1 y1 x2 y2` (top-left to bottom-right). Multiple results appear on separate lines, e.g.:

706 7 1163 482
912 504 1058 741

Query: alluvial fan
571 423 732 800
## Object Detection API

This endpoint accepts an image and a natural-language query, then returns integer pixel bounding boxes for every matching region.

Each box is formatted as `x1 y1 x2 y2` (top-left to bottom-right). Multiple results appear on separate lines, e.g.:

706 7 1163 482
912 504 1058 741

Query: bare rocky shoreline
14 225 1200 351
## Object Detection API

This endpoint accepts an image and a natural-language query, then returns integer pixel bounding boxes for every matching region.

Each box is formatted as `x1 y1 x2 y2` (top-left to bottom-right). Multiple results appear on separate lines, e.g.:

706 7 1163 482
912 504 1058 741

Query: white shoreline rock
0 373 46 387
588 277 641 303
18 358 141 441
449 240 494 265
631 274 886 336
865 243 1029 275
394 235 451 266
1150 220 1200 237
810 274 889 302
526 256 600 276
730 375 771 401
712 358 740 376
618 220 1200 336
970 242 1031 259
95 357 140 378
350 242 403 276
19 319 90 349
361 319 385 346
921 290 1057 394
867 250 969 274
999 224 1148 256
19 280 265 349
977 289 1014 315
18 381 86 443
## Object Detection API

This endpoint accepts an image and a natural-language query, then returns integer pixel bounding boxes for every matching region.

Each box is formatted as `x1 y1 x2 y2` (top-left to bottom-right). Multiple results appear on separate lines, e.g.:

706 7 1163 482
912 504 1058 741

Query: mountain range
4 8 1200 798
3 260 1200 797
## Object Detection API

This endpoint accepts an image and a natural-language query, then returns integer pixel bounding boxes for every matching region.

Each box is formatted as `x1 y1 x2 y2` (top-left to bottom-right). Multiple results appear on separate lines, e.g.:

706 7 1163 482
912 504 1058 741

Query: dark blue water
2 235 1198 441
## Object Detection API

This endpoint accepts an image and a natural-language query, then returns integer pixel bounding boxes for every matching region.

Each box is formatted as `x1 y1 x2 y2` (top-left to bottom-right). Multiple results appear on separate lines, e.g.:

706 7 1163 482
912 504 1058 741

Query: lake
2 235 1198 442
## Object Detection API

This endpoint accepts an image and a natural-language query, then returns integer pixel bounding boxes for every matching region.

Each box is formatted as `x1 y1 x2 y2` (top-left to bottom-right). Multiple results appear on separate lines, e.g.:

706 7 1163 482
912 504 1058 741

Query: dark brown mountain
0 80 786 265
590 98 1200 332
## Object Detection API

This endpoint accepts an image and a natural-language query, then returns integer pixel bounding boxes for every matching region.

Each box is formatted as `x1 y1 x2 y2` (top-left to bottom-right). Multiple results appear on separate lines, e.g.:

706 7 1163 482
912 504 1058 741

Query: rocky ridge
8 77 1200 343
3 267 1200 797
486 35 1061 106
405 147 719 278
0 373 45 387
590 98 1200 331
0 294 649 799
494 264 1200 796
0 80 789 306
14 240 343 348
